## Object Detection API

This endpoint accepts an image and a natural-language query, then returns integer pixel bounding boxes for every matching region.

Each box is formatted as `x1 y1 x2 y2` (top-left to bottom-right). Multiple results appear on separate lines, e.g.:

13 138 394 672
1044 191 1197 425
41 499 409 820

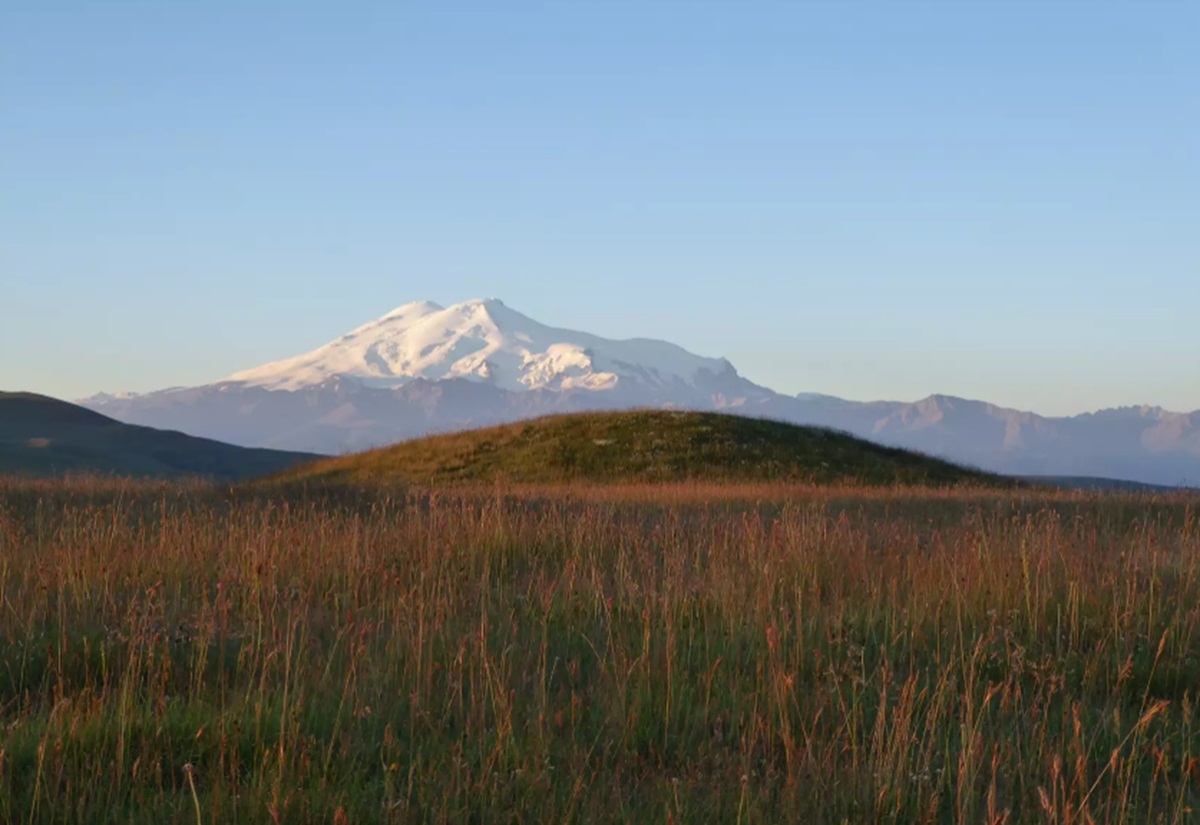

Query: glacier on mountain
228 298 738 394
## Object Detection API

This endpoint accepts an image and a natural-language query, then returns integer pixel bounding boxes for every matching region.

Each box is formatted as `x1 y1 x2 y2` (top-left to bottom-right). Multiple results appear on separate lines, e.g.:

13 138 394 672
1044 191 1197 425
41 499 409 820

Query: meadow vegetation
1 475 1198 823
276 410 1003 488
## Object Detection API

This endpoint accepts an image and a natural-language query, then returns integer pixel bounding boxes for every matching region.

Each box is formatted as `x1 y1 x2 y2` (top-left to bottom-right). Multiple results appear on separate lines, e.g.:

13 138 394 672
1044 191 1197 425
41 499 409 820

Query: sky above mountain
3 1 1197 415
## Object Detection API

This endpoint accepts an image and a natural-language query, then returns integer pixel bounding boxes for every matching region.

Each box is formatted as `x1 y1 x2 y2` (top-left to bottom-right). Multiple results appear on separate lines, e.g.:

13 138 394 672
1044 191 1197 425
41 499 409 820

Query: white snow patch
228 298 734 394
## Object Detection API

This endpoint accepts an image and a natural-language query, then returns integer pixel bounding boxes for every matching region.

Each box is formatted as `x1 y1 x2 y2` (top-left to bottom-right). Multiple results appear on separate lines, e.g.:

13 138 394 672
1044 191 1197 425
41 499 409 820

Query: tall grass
0 477 1198 822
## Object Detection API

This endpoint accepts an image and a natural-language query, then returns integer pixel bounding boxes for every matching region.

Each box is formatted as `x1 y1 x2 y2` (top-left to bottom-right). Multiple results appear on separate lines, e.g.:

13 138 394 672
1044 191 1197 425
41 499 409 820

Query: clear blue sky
3 1 1197 415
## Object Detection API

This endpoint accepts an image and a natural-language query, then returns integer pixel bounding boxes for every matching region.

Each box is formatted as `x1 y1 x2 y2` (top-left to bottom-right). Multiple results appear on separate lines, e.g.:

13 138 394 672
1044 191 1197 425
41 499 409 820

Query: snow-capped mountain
228 298 747 396
79 299 1200 486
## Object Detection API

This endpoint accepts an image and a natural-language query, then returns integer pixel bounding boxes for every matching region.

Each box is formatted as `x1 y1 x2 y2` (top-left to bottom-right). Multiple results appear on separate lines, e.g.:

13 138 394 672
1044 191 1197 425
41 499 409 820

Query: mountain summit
229 298 741 395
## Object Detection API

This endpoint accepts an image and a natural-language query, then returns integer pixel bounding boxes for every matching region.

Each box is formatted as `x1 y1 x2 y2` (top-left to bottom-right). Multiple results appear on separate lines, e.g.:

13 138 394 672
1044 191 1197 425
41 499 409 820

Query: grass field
1 475 1198 823
274 410 1003 488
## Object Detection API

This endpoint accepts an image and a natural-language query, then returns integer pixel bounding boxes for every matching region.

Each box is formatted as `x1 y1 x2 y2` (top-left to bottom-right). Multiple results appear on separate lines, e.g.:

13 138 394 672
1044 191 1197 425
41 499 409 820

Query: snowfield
228 298 738 393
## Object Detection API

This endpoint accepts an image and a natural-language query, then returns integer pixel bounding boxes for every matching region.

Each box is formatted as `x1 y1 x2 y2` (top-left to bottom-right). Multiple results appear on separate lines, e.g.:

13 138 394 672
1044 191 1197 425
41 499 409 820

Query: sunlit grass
1 476 1198 822
272 409 1005 488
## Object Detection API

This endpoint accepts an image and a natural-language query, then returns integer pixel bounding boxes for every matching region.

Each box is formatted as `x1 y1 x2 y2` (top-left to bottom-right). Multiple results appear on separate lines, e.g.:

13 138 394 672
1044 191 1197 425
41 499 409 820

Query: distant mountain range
80 299 1200 487
1 392 317 480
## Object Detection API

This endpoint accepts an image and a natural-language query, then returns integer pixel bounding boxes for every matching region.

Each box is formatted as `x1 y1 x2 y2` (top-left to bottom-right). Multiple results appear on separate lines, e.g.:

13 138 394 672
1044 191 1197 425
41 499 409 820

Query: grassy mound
0 391 319 480
277 409 1002 487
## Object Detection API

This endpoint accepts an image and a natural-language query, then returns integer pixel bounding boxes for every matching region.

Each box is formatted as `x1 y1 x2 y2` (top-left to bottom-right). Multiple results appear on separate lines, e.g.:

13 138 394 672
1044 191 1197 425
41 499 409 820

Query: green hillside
0 392 319 480
276 409 1004 487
